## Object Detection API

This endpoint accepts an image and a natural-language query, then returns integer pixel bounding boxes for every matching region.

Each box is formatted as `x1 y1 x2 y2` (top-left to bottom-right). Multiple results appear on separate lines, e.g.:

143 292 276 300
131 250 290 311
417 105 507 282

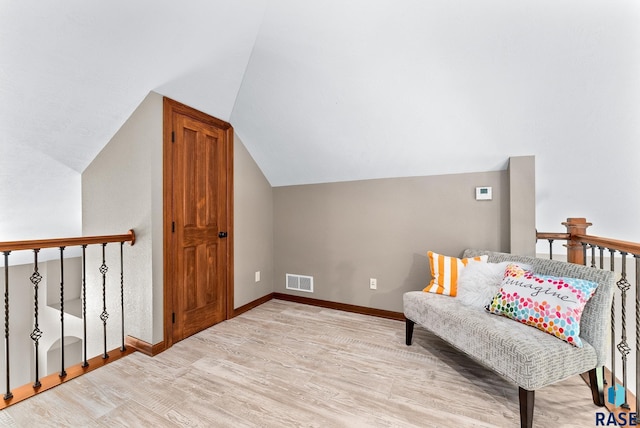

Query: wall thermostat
475 186 492 201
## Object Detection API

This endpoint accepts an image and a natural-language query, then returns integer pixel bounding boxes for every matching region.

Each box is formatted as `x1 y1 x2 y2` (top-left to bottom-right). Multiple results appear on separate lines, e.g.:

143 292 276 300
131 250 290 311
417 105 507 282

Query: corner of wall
508 155 536 256
233 135 275 308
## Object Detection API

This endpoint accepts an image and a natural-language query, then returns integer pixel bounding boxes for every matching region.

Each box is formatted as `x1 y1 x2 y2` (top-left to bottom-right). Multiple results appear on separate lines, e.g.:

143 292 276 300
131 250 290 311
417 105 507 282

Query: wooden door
164 98 234 345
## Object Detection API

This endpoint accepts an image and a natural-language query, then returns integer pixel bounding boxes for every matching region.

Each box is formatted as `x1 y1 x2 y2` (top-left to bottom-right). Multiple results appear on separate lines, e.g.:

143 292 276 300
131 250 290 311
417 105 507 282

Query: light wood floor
1 300 601 427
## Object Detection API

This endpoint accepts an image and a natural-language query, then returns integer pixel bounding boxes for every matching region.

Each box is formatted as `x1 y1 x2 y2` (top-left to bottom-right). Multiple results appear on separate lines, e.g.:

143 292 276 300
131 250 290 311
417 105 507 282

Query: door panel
164 98 232 345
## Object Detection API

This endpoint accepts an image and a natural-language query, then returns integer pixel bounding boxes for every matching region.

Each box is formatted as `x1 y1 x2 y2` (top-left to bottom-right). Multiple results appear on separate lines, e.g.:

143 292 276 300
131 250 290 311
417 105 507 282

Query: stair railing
0 230 135 408
537 218 639 416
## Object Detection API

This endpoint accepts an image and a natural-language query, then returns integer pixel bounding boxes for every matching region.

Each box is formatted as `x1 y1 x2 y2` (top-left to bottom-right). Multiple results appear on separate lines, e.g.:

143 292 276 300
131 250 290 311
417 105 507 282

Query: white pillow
456 262 531 308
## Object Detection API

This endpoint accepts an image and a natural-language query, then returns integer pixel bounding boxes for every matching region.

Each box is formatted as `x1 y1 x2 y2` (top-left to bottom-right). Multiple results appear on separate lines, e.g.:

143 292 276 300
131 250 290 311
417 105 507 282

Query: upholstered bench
403 249 615 428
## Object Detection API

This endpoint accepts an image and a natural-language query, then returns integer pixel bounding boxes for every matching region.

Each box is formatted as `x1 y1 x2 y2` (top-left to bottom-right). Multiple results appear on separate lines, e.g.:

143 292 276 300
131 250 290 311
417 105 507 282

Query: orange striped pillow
423 251 488 297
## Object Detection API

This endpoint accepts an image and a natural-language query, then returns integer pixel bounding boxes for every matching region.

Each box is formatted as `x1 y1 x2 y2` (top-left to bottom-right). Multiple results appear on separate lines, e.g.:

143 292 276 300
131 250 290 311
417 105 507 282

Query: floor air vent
286 274 314 293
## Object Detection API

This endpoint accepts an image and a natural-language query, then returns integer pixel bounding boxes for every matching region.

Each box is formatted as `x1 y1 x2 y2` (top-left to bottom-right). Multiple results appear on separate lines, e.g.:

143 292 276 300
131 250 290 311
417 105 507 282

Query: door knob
218 231 228 238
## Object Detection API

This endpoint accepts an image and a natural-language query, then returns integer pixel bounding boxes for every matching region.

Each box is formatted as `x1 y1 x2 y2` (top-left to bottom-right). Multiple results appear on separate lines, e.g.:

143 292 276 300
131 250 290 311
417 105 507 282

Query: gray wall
82 91 164 348
233 135 274 308
273 170 512 313
509 156 536 256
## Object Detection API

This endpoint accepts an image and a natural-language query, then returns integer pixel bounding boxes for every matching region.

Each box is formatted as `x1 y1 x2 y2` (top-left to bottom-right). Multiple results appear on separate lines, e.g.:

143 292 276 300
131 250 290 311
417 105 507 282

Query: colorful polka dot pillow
486 264 598 347
423 251 488 297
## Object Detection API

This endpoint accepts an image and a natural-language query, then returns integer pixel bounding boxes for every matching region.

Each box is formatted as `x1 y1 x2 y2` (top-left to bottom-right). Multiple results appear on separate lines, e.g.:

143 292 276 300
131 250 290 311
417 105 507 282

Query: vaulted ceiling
1 0 639 241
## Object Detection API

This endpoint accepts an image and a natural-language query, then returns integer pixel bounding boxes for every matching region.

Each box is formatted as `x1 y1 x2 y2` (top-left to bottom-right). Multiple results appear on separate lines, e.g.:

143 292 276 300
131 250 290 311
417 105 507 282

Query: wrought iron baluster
590 244 596 268
81 245 88 368
616 252 631 409
609 249 616 400
598 245 606 388
581 242 588 266
635 254 639 415
120 242 126 352
99 243 109 359
598 246 604 270
547 239 554 260
3 251 12 401
30 249 43 388
59 247 66 378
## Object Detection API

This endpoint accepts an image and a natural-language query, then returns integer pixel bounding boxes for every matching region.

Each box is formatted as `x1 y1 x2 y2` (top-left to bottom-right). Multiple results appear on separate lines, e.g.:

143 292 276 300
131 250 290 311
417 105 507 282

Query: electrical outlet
369 278 377 290
255 271 261 282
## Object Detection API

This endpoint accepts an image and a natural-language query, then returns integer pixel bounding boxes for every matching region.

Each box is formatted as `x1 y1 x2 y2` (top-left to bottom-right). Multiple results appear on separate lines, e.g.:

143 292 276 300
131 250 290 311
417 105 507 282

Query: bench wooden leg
519 387 534 428
588 367 605 406
405 318 414 346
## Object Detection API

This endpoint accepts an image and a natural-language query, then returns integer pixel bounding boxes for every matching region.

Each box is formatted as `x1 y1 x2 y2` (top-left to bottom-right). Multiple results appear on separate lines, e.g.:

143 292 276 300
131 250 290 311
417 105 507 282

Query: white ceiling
1 0 639 242
0 0 266 172
233 0 640 188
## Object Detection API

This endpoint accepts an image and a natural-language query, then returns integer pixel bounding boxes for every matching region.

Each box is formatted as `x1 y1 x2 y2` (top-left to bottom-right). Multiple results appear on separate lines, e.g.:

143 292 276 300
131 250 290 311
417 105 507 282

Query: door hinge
171 131 175 143
172 312 176 324
172 221 175 232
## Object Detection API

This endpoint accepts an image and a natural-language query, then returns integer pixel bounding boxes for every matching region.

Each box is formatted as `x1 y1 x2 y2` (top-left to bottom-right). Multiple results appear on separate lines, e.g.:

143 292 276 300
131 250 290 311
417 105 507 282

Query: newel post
562 217 592 265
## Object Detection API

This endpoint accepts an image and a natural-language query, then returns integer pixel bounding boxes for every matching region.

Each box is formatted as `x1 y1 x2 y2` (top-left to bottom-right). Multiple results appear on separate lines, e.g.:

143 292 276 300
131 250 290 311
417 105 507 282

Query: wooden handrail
536 232 570 241
0 229 135 252
536 230 640 256
573 234 640 256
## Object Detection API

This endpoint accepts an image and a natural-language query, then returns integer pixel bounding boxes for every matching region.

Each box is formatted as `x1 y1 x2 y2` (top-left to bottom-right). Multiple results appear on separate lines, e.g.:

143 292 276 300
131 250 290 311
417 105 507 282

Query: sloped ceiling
1 0 639 242
0 0 266 172
233 0 639 189
0 0 266 241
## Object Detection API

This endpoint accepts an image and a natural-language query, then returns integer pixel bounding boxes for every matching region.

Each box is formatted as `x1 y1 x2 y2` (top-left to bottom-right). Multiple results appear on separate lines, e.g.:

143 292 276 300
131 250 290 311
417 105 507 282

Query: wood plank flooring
2 300 601 427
